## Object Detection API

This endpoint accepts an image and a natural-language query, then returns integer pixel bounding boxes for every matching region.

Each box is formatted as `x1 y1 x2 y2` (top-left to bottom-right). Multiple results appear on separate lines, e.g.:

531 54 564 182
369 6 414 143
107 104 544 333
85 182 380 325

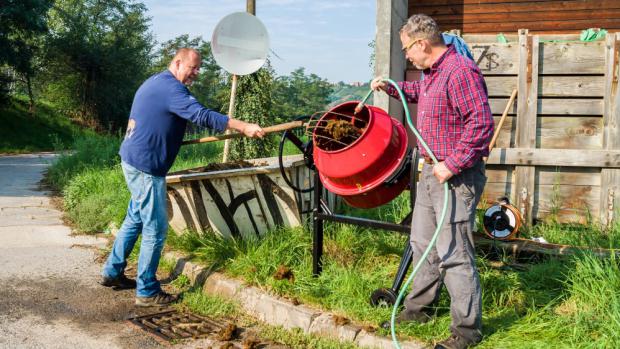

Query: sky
141 0 376 83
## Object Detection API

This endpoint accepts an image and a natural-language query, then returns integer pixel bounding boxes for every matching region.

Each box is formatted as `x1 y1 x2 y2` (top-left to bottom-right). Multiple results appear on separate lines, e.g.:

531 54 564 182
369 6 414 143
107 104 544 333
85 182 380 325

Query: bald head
168 48 202 85
171 48 201 63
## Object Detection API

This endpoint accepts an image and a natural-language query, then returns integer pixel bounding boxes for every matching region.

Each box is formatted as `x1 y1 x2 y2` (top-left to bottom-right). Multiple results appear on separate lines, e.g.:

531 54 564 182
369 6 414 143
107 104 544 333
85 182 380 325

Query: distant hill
328 82 373 107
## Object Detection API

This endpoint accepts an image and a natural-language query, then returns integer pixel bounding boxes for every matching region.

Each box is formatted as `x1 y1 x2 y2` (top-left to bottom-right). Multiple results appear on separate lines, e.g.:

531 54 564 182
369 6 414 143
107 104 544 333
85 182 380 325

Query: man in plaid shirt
372 14 493 349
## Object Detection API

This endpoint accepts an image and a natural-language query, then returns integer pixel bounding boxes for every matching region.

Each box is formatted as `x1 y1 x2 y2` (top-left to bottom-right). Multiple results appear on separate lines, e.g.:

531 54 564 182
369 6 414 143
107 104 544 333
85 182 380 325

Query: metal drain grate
128 309 227 342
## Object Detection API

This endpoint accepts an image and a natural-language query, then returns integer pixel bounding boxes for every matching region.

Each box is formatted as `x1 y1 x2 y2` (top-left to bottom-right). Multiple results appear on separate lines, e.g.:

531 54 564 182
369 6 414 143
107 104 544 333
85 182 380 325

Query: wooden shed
375 0 620 225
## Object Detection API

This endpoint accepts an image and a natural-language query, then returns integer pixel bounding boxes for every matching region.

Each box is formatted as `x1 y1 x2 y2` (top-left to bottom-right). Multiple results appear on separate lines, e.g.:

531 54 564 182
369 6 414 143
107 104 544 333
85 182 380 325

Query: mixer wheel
370 288 397 307
278 117 315 193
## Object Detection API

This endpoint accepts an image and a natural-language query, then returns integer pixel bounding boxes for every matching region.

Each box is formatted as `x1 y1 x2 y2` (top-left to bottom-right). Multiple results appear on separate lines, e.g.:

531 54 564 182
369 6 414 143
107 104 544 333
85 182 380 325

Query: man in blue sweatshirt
99 48 264 307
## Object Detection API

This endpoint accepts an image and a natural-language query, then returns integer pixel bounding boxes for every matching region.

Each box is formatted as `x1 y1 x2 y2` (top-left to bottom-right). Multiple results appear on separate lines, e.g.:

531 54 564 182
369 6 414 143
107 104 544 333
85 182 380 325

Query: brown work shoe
99 274 136 290
434 335 480 349
381 309 433 329
135 291 179 307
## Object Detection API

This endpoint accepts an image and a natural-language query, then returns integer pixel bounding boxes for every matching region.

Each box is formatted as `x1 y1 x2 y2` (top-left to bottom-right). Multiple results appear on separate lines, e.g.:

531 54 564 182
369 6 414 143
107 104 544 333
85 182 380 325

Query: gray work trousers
404 161 486 342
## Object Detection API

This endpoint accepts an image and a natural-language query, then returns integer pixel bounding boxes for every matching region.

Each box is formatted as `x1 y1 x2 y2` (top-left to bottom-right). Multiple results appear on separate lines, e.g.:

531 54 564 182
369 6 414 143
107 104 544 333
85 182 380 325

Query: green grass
167 216 620 347
525 221 620 249
48 132 620 348
0 95 93 153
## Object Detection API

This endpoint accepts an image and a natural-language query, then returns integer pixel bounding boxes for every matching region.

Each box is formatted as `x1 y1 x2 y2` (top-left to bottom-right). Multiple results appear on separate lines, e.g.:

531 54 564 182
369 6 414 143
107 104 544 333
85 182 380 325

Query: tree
225 61 277 161
272 67 333 122
42 0 153 130
0 0 53 107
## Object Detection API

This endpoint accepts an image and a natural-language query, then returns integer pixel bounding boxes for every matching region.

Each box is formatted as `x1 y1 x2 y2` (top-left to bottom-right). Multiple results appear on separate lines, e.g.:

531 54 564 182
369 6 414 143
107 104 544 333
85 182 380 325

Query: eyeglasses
401 38 424 53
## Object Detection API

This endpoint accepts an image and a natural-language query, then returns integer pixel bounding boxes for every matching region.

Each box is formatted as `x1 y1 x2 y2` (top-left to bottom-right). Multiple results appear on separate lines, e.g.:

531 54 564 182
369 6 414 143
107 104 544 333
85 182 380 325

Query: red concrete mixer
310 101 410 209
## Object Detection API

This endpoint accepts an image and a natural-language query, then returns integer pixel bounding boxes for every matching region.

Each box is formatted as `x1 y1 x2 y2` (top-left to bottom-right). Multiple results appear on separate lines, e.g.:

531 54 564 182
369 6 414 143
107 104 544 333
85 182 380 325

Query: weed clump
273 265 294 282
216 323 237 341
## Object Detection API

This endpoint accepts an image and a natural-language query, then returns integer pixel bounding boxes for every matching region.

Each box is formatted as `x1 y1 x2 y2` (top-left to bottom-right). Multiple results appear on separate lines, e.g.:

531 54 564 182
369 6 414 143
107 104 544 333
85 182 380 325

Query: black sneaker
135 291 179 307
99 274 137 290
380 309 433 329
434 335 480 349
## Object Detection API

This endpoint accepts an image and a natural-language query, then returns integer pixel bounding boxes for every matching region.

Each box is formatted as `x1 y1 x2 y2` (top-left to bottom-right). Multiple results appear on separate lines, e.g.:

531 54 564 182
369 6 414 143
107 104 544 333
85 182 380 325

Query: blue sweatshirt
119 70 229 176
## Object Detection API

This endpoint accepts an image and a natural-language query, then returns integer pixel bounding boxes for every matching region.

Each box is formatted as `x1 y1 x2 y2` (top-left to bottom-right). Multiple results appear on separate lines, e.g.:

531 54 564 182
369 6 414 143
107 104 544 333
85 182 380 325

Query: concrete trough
165 155 313 239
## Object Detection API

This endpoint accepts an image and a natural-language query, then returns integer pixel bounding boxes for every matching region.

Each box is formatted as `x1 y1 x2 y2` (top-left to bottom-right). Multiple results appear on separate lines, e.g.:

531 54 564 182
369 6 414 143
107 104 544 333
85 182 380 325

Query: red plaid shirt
386 45 494 175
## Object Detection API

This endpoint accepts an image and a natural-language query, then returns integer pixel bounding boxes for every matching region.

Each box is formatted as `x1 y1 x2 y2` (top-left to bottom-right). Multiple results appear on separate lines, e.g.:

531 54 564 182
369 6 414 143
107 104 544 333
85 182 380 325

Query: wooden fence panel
402 29 618 224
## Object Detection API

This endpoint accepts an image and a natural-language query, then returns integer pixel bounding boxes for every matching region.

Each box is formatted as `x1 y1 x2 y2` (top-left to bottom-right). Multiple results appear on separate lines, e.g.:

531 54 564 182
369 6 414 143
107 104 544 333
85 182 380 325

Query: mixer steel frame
311 147 421 306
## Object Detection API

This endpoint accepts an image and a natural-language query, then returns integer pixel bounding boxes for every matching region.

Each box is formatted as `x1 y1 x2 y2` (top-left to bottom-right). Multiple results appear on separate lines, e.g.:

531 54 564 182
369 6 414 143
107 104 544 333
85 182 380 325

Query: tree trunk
26 74 35 114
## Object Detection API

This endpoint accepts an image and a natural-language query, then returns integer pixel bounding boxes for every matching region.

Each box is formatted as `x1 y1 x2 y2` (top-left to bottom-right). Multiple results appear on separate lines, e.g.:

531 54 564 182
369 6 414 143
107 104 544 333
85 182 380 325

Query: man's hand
370 77 386 91
242 123 265 138
433 161 454 184
227 118 265 138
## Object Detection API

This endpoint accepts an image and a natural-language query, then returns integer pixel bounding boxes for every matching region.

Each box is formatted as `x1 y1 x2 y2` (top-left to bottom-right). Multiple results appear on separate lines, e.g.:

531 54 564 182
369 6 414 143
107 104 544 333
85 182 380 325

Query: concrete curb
164 252 427 349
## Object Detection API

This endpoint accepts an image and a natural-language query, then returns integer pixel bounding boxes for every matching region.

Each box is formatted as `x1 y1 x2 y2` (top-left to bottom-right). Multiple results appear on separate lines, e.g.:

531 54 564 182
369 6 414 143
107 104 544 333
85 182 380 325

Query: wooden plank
600 32 620 226
514 30 538 225
463 33 582 43
485 76 518 96
489 116 603 149
485 76 604 97
488 115 515 148
437 20 620 34
410 1 620 16
414 0 571 5
489 98 603 115
516 31 538 148
485 166 512 183
540 41 606 74
603 32 620 150
432 9 620 23
481 181 515 207
536 167 601 186
487 148 620 167
600 170 620 227
470 43 518 74
474 236 620 259
537 116 603 149
533 184 599 223
486 166 601 186
462 41 605 75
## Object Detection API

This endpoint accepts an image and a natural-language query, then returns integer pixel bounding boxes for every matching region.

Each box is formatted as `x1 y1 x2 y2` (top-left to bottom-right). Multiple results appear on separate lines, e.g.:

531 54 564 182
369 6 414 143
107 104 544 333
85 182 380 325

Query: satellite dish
211 12 269 76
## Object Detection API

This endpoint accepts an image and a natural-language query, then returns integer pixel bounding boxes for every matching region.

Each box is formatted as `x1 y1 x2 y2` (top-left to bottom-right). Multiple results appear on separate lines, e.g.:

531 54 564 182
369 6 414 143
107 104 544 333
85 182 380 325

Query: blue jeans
102 161 169 297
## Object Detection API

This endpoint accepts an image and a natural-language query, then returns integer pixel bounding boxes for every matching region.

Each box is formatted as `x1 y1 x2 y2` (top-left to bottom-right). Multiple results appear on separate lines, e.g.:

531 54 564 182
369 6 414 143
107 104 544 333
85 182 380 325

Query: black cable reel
482 196 522 240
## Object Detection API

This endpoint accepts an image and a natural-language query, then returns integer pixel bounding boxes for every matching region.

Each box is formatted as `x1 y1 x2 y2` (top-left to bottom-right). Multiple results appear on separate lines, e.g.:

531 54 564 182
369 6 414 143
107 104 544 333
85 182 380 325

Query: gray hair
400 14 442 45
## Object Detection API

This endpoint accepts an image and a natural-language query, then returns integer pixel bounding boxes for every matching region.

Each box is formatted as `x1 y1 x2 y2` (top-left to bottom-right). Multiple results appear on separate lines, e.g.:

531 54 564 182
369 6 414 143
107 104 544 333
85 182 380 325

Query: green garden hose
359 79 450 348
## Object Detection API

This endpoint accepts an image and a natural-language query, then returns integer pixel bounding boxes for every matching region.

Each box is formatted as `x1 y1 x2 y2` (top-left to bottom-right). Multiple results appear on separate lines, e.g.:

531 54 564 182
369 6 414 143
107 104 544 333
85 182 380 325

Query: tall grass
168 217 620 347
46 131 223 233
526 221 620 249
46 134 122 189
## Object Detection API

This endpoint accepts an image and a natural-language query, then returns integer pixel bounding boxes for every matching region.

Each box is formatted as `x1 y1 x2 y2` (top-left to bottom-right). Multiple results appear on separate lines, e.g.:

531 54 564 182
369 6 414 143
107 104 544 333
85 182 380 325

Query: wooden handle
488 88 518 152
182 120 305 145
